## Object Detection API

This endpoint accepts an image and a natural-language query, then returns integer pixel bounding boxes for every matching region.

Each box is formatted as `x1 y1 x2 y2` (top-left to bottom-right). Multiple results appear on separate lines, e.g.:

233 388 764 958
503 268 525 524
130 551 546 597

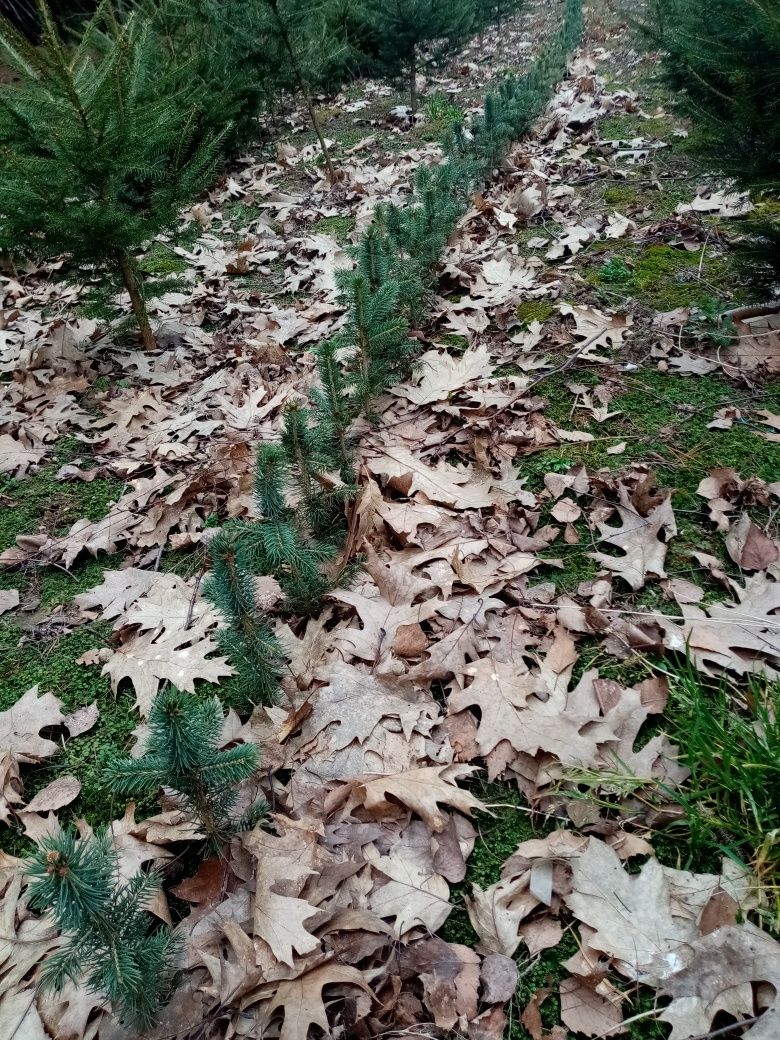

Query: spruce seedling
27 828 179 1028
105 687 265 851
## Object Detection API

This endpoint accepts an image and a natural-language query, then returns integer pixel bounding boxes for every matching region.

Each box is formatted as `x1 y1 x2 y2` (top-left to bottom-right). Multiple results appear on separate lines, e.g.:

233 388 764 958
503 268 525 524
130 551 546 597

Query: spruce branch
26 828 179 1028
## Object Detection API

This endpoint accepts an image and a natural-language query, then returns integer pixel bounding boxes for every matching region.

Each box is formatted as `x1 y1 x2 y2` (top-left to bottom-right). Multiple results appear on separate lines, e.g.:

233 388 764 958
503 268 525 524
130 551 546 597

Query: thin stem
115 250 156 350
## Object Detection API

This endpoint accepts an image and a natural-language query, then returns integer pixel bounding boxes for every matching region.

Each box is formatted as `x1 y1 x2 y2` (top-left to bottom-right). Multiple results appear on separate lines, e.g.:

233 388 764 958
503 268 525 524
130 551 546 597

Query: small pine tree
26 828 179 1028
146 0 272 154
0 0 225 349
203 0 585 698
105 687 264 850
647 0 780 193
378 159 472 282
366 0 476 111
204 527 288 707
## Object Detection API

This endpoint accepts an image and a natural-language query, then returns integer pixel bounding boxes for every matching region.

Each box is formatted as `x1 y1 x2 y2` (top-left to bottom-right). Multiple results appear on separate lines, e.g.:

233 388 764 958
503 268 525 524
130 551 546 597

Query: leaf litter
1 2 780 1039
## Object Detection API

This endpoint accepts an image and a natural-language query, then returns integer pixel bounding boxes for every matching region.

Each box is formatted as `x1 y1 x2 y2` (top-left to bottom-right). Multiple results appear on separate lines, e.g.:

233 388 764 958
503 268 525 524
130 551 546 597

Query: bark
303 93 338 183
409 47 418 113
116 250 156 351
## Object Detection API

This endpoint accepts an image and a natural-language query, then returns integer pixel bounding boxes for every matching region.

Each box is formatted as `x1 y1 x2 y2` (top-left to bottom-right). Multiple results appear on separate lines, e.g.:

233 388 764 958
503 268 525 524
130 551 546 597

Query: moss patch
440 784 555 948
516 299 556 326
310 214 356 243
0 459 123 555
0 622 144 856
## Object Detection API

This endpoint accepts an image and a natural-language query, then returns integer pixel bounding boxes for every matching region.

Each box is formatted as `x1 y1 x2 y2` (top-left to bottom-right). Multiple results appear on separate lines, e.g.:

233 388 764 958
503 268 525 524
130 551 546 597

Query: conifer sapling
27 828 179 1027
367 0 475 111
0 0 225 348
105 687 265 851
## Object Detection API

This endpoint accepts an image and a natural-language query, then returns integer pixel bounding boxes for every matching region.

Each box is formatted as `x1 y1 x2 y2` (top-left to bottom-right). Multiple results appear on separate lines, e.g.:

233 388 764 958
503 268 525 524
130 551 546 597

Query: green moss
0 622 145 856
440 784 553 948
139 242 189 276
439 332 470 354
603 183 641 207
537 539 599 595
599 112 673 141
586 243 741 310
39 557 114 610
515 300 556 327
511 933 579 1039
310 215 356 243
0 453 123 554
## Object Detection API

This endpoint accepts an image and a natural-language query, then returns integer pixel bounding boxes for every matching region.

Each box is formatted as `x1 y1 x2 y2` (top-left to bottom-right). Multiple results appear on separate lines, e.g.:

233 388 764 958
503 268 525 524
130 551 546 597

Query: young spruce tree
0 0 224 348
258 0 344 180
645 0 780 284
366 0 476 111
27 829 179 1027
105 687 264 851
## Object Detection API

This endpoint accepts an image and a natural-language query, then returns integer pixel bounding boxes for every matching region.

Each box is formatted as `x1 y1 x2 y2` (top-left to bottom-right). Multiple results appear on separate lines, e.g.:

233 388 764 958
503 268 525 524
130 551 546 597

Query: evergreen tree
146 0 272 154
366 0 476 111
647 0 780 192
26 828 179 1028
0 0 225 349
257 0 343 180
645 0 780 283
204 0 585 702
105 687 264 850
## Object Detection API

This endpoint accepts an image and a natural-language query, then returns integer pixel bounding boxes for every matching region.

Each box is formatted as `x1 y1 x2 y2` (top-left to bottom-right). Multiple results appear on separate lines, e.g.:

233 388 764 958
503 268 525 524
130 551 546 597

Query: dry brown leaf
661 572 780 677
725 513 779 571
62 702 99 738
23 776 81 814
559 302 633 353
368 446 495 509
659 926 780 1040
589 485 676 590
265 963 371 1040
367 839 451 935
297 661 437 751
480 953 519 1004
102 620 232 715
559 977 624 1037
353 764 482 832
394 344 494 405
0 687 65 824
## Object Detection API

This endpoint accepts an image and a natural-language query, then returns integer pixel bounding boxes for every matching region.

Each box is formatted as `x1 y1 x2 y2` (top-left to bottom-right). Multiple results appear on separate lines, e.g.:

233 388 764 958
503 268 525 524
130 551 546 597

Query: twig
684 1015 762 1040
524 326 620 393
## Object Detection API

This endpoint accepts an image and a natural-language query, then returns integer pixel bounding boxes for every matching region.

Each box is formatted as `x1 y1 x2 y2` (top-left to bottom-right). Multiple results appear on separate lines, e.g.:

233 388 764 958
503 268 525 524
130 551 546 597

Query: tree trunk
116 250 156 351
409 47 417 113
268 0 338 184
303 93 338 183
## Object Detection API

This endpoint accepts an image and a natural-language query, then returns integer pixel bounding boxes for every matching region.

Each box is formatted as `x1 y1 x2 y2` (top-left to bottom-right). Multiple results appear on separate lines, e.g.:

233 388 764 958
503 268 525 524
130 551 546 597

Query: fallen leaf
660 926 780 1040
23 776 81 814
354 764 482 832
265 963 371 1040
725 513 779 571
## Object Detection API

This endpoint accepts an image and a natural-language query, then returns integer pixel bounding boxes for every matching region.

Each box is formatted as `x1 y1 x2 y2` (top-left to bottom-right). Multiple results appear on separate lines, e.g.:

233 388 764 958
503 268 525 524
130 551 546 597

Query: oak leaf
589 485 676 590
265 963 371 1040
368 446 495 509
659 926 780 1040
101 618 232 715
354 764 482 832
394 344 494 406
0 687 65 824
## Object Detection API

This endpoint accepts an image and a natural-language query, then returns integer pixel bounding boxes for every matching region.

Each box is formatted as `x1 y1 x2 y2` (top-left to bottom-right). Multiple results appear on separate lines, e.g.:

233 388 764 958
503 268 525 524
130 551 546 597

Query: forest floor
1 0 780 1038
